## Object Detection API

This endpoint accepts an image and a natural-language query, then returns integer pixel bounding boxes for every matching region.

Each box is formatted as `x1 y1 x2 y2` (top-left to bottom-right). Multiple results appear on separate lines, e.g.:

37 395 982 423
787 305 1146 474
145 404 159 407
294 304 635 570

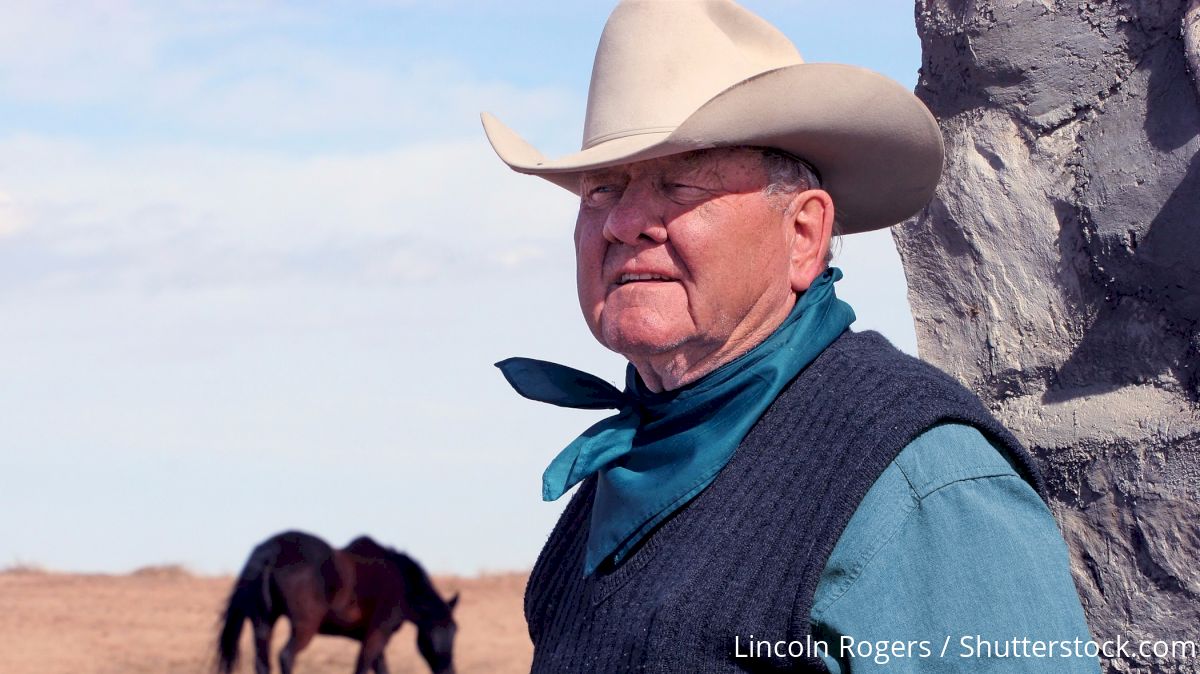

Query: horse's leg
372 652 389 674
278 616 319 674
276 565 327 674
252 617 274 674
352 630 389 674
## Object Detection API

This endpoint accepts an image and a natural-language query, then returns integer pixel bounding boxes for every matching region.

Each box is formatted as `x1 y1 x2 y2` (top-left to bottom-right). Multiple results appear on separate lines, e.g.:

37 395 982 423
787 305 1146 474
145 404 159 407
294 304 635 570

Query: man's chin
600 328 690 362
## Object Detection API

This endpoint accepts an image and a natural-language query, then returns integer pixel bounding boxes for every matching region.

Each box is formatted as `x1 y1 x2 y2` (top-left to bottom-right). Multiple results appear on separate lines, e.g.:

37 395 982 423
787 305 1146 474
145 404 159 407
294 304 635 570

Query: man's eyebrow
581 169 626 185
580 170 628 189
664 160 724 185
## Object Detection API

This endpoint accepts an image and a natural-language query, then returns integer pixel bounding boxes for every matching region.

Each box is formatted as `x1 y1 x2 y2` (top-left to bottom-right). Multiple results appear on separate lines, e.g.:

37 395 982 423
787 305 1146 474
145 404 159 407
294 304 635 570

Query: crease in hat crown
480 0 945 234
580 0 803 150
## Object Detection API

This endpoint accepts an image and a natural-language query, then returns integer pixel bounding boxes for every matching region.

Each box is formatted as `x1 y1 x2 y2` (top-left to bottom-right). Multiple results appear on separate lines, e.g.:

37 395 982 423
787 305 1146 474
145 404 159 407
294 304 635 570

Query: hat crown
582 0 803 149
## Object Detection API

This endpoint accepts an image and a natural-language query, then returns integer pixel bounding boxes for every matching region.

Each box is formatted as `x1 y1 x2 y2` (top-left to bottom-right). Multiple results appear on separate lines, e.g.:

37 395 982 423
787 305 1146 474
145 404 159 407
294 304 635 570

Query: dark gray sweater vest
524 330 1043 673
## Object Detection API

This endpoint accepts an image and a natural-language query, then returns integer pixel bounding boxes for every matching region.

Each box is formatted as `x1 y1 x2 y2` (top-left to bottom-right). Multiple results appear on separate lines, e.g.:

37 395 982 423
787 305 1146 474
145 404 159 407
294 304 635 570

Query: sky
0 1 924 576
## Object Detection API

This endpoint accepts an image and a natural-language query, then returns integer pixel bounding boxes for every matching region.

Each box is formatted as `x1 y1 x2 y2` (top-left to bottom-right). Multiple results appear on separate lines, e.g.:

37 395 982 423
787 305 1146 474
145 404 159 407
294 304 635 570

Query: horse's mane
345 536 451 619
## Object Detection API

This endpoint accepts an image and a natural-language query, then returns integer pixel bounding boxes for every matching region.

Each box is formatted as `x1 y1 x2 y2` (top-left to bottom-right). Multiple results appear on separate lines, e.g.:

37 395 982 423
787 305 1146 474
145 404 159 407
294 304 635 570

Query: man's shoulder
790 329 1046 495
829 423 1026 568
893 422 1023 499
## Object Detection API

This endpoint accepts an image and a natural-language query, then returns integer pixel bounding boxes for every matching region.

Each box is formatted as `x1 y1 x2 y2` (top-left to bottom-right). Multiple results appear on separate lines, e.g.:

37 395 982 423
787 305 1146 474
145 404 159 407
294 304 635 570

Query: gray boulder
898 1 1200 671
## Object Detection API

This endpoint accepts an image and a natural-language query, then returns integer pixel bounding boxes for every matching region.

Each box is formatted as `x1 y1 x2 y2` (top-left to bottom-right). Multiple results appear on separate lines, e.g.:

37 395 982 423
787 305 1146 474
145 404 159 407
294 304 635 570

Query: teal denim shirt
812 423 1100 673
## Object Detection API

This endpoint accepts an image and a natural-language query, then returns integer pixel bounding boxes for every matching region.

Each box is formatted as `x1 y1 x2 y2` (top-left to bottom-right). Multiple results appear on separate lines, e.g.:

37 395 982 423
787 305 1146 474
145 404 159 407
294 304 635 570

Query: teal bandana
497 267 855 575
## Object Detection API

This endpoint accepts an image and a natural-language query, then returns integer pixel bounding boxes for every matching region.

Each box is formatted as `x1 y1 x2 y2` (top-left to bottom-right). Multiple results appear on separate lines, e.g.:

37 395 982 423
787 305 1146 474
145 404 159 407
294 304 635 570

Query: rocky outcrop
897 2 1200 671
1187 2 1200 97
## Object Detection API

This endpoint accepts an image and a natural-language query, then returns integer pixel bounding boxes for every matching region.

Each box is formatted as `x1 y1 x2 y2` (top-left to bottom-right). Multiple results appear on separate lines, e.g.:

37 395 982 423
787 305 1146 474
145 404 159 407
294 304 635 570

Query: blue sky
0 1 923 575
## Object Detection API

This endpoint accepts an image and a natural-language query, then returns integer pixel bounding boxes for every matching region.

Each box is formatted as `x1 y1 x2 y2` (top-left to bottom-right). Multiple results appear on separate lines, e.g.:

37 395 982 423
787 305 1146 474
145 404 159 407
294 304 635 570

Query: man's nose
602 183 668 245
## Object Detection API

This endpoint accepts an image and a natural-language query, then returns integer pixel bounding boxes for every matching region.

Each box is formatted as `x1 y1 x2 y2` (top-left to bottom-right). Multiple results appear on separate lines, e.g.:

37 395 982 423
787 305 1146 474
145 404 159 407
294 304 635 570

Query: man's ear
787 189 835 292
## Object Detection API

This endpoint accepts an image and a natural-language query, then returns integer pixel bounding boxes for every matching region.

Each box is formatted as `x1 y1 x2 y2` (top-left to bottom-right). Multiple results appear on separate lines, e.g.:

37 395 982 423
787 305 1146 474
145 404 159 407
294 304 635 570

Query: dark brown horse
217 530 458 674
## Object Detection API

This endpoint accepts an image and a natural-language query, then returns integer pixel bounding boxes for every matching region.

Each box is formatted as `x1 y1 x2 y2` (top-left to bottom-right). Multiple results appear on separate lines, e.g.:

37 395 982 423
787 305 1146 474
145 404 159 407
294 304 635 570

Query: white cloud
0 0 591 295
0 191 23 237
0 2 581 147
0 2 333 101
0 133 578 292
178 52 575 142
0 2 162 102
0 0 599 304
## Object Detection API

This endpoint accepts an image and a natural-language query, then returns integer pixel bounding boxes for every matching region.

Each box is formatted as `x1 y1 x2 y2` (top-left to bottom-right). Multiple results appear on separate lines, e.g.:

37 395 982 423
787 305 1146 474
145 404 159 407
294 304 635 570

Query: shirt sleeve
810 423 1100 673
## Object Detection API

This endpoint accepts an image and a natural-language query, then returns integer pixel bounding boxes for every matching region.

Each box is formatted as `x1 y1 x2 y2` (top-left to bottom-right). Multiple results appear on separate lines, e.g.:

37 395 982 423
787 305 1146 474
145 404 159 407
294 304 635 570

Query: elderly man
484 1 1099 672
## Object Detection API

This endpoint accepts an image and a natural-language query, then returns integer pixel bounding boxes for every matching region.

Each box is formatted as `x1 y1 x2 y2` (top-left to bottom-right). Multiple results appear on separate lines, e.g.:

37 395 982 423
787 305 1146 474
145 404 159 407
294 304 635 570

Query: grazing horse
217 530 458 674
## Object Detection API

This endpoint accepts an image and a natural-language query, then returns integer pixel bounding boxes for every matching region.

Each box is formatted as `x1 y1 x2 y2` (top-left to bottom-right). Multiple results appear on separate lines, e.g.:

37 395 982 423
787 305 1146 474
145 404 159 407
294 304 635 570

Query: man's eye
662 182 710 200
584 184 622 204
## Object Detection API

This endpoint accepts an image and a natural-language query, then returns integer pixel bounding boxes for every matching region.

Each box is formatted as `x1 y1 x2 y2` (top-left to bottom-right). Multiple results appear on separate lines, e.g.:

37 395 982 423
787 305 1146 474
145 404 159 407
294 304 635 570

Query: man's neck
628 296 796 392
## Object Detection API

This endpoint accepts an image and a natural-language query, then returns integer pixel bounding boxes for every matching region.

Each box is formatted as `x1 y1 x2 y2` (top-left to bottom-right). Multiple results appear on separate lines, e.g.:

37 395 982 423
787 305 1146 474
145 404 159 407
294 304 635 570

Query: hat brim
482 63 943 234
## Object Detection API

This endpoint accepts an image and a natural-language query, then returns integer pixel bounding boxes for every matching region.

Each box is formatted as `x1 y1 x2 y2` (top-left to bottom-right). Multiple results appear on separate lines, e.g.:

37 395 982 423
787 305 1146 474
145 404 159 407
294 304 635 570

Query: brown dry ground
0 567 531 674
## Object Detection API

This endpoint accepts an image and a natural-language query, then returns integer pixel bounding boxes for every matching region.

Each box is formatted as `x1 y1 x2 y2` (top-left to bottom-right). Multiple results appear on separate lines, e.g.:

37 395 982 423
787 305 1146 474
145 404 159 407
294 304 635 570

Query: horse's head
417 592 459 674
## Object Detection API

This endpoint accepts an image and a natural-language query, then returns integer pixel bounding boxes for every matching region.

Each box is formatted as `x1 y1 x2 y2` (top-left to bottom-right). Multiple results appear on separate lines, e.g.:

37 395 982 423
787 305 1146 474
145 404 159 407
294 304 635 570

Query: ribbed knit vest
524 330 1044 673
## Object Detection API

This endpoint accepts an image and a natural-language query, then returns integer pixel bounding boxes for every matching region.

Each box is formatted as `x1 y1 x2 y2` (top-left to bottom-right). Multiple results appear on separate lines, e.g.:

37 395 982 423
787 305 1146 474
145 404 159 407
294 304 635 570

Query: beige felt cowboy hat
481 0 944 234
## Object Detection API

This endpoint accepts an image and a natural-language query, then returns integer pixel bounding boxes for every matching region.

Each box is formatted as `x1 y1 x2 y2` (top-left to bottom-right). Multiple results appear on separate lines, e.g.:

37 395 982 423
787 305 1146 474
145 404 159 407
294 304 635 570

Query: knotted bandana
497 267 855 574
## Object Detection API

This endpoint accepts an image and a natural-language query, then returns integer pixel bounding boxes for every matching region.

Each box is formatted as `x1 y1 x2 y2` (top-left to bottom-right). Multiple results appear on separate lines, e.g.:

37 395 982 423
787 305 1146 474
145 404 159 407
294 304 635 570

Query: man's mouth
617 273 674 285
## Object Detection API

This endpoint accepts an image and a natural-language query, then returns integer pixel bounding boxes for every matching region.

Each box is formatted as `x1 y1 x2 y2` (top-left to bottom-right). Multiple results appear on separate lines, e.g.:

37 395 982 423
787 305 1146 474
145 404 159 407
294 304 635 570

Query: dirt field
0 567 531 674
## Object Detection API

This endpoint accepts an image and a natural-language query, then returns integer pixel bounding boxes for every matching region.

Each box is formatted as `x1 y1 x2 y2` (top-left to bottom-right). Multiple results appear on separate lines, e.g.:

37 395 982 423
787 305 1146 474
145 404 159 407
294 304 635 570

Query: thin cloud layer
0 134 578 292
0 1 587 299
1 2 580 144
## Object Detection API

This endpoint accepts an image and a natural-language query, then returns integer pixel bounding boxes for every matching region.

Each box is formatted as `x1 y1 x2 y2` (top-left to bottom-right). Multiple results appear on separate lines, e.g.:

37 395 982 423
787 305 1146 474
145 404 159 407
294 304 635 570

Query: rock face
897 2 1200 671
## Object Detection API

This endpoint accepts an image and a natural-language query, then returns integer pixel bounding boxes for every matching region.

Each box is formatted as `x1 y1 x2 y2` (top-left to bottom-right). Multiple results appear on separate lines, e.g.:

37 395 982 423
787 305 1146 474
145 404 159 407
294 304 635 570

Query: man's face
574 148 797 367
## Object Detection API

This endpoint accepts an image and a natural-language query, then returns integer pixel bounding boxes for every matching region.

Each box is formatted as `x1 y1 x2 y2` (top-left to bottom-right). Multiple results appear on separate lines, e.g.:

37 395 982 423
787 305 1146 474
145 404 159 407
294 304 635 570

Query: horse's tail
217 539 277 673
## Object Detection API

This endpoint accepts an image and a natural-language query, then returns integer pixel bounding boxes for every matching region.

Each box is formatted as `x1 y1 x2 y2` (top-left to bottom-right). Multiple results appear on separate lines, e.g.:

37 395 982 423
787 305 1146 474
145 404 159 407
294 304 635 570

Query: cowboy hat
481 0 943 234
